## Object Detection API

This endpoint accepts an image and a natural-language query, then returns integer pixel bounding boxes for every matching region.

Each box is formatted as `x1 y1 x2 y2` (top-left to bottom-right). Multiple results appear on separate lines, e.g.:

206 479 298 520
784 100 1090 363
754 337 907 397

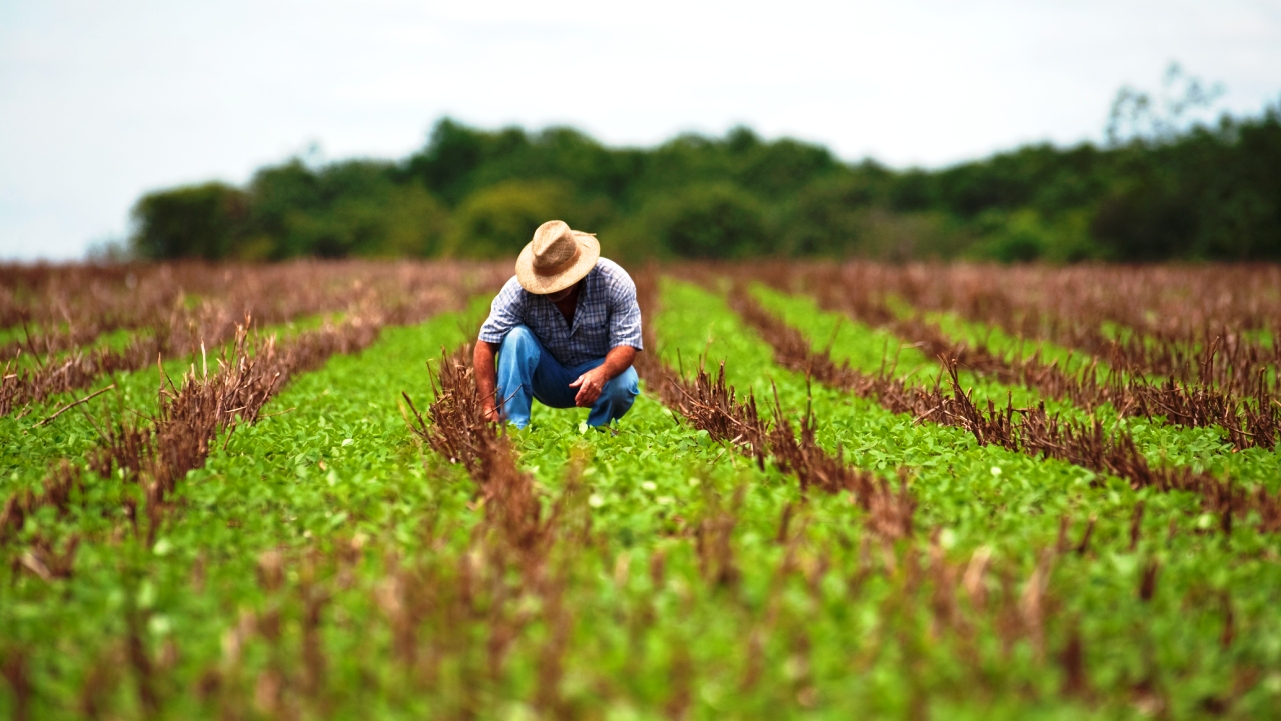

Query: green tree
637 184 770 259
783 173 876 256
444 180 581 259
130 182 247 260
243 159 448 259
123 80 1281 265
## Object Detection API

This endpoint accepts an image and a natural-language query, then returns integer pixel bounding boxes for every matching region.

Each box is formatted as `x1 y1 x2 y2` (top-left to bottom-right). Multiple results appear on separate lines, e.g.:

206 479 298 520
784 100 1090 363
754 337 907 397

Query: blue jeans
495 325 639 429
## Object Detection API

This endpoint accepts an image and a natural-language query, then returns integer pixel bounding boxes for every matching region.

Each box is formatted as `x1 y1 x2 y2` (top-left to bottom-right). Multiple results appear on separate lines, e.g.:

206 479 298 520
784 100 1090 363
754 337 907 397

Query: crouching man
474 220 643 429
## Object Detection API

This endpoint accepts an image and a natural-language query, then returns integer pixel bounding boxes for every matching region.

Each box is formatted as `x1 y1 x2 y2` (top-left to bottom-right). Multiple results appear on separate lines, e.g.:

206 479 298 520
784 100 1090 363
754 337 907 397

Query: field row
0 267 1278 718
6 264 1278 461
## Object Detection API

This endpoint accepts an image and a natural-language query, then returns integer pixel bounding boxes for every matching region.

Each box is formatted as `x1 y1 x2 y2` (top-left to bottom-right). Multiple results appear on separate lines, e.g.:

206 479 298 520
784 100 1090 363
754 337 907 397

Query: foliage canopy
129 87 1281 263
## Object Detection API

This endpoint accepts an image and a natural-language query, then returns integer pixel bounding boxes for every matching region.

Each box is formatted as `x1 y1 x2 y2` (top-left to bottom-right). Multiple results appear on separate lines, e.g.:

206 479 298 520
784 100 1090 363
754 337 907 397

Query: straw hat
515 220 601 294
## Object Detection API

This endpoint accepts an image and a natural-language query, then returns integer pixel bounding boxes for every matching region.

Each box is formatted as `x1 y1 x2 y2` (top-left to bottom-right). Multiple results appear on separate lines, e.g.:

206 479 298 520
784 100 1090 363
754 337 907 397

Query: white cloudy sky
2 0 1279 261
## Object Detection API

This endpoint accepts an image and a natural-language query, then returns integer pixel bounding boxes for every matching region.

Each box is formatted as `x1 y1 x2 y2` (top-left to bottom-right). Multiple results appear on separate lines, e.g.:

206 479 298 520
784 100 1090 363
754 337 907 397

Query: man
474 219 643 429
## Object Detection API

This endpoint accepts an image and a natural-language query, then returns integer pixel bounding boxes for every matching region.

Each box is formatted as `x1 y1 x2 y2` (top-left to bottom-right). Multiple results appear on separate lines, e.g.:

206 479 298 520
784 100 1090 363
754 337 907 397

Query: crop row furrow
0 262 506 417
730 283 1281 535
778 262 1281 376
632 270 917 540
381 278 1161 716
645 276 1281 715
0 305 494 718
0 313 387 555
656 269 1281 665
786 264 1281 439
0 281 474 561
727 265 1281 452
751 283 1281 494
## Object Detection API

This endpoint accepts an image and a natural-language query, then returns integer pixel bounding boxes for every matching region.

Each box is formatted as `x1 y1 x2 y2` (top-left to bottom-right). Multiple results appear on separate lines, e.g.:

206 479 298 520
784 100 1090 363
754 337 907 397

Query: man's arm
568 345 637 408
473 340 501 422
569 264 644 408
474 278 527 423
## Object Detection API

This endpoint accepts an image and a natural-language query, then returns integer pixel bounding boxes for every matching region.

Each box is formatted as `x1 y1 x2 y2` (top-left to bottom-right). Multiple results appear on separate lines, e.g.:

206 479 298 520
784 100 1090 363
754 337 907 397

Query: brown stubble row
0 271 1241 717
0 263 165 334
0 311 384 563
632 269 916 541
0 262 507 417
715 263 1281 452
824 270 1281 453
0 261 500 354
782 261 1281 348
2 262 360 357
399 343 635 717
404 343 551 559
725 284 1281 537
385 280 1125 716
0 264 494 562
781 262 1281 394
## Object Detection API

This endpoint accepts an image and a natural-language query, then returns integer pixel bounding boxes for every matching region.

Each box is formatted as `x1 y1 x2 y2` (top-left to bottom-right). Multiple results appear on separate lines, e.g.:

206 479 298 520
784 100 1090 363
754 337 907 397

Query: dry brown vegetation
631 270 916 541
2 261 1275 716
4 313 378 550
722 282 1281 537
780 262 1281 347
382 288 1141 717
2 263 504 556
0 261 506 415
716 263 1281 452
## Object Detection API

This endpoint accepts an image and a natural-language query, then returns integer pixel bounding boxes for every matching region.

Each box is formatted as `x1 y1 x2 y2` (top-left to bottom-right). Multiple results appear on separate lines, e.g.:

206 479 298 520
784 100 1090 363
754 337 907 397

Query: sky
2 0 1279 261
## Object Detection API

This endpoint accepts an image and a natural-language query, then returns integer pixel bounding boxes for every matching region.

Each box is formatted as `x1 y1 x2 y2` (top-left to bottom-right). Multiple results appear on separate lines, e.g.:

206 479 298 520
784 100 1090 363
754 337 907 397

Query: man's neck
551 282 581 326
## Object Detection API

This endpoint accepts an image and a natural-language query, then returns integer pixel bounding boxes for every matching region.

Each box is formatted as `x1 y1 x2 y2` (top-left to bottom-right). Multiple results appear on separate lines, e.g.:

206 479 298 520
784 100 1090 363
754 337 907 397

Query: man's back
478 257 643 367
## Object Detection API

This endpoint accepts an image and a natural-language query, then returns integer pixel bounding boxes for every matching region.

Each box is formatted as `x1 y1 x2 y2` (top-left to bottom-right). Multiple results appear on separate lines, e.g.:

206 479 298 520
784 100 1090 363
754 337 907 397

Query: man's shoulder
593 258 634 288
494 276 528 304
499 275 525 294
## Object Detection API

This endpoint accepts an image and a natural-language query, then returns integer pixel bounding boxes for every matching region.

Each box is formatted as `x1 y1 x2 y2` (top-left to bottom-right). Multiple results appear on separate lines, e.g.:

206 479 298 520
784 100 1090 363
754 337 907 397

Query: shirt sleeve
477 277 527 344
607 270 644 351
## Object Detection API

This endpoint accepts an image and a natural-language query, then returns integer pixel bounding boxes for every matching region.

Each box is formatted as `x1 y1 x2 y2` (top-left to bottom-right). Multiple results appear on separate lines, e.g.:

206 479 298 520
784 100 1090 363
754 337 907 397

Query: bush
123 98 1281 263
635 184 770 259
378 184 452 258
783 174 877 256
130 182 248 260
969 209 1103 263
444 180 582 259
281 183 450 259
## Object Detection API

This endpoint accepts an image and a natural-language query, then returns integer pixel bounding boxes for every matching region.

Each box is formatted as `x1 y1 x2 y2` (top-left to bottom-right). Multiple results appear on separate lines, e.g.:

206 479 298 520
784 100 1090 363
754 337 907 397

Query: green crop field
1 261 1279 719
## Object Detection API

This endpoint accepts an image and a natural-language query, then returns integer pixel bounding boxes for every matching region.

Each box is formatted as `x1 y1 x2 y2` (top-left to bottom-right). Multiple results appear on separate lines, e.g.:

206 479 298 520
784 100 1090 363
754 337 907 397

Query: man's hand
569 366 609 407
568 345 637 408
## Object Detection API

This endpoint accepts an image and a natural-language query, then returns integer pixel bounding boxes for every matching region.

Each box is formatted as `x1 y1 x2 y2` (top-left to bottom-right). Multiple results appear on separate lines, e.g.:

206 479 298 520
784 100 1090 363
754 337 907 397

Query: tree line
128 82 1281 264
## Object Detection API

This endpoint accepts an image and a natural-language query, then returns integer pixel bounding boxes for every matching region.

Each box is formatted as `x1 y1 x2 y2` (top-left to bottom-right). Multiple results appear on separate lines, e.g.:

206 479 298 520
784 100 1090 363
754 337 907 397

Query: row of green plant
659 281 1280 710
3 278 1278 717
1 307 483 717
0 315 338 502
749 284 1281 488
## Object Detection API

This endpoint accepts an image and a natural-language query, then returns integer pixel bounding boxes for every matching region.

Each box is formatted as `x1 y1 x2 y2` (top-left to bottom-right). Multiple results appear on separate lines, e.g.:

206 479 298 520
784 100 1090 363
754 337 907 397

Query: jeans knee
502 325 536 350
603 367 639 403
499 326 540 365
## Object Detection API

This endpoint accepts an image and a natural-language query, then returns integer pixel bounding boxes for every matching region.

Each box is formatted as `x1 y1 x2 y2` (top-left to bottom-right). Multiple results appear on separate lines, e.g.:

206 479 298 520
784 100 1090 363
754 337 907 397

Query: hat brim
514 232 601 294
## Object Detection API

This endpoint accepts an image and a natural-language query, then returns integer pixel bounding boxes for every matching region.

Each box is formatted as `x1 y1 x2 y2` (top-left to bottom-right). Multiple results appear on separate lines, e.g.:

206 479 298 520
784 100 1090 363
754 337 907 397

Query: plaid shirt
478 258 644 366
